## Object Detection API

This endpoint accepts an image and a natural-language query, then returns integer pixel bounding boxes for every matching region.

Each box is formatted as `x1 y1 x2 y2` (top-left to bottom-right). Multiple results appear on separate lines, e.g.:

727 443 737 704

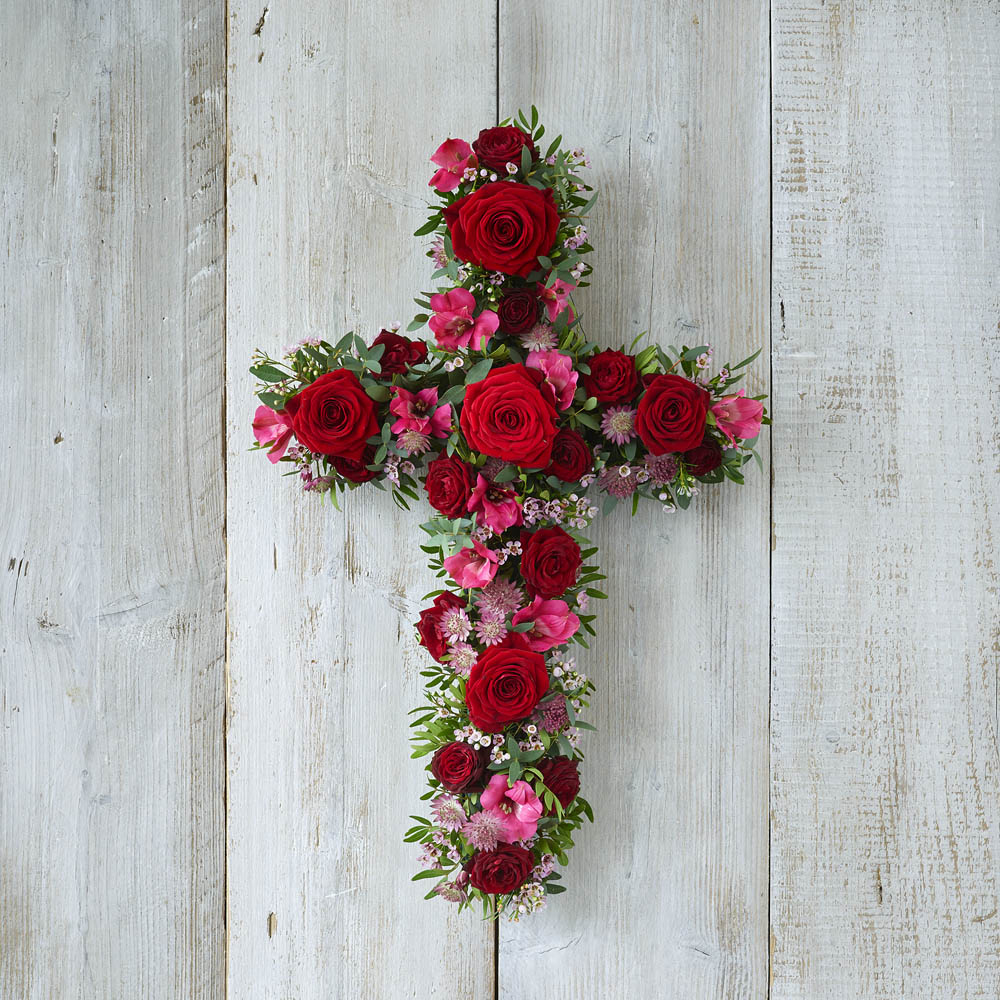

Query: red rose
423 453 475 519
582 349 639 403
416 592 465 662
496 288 540 336
465 642 550 732
520 526 582 599
537 756 580 813
465 844 535 895
331 444 377 483
460 364 558 468
472 126 536 171
290 370 379 460
544 428 591 483
431 741 488 793
636 374 710 455
443 182 559 277
369 329 427 378
683 437 724 476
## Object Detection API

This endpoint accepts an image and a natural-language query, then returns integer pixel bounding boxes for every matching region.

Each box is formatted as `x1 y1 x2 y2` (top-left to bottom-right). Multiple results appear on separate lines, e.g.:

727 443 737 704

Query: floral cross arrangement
250 108 768 920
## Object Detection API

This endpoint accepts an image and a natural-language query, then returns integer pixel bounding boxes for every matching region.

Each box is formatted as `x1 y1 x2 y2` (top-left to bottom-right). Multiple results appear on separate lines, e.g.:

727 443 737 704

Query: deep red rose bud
416 592 465 663
464 844 535 895
290 369 380 461
496 288 541 336
544 428 592 483
431 741 488 793
465 643 550 732
636 374 710 455
520 526 582 599
537 755 581 813
471 125 536 171
582 349 640 404
331 444 378 484
683 437 724 477
369 329 427 378
423 453 475 519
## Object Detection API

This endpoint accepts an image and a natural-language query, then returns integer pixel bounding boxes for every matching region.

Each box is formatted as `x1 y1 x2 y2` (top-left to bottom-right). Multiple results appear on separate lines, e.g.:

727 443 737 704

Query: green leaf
413 217 440 237
464 358 493 384
411 868 447 881
250 364 288 383
730 347 762 371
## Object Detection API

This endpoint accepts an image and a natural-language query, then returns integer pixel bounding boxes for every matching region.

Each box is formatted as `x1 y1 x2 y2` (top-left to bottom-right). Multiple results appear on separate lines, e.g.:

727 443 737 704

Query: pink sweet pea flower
467 474 523 533
511 597 581 652
428 138 476 192
428 288 499 352
252 405 295 463
537 278 576 322
389 386 452 439
525 349 578 411
712 390 764 446
443 539 499 590
480 774 544 842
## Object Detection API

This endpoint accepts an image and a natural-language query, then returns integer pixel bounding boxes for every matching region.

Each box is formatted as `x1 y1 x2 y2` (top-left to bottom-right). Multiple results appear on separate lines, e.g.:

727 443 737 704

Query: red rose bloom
369 329 427 378
460 364 558 468
683 437 724 476
431 741 488 793
416 592 465 662
472 125 536 171
465 844 535 895
331 444 377 484
544 428 591 483
290 369 379 460
520 526 582 599
537 756 580 813
465 642 550 732
636 374 710 455
496 288 540 336
443 182 559 277
582 349 640 403
423 453 475 519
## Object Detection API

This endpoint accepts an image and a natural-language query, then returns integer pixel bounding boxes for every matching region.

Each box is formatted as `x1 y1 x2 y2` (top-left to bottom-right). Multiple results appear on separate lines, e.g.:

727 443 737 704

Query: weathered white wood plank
498 3 771 996
771 2 1000 996
0 2 226 997
225 3 495 995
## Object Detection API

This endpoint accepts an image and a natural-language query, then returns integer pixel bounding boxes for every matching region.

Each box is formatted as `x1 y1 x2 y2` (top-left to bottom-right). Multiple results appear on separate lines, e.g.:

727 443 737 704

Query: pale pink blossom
428 138 476 192
428 288 499 352
537 278 576 322
252 405 295 463
479 774 544 842
511 597 581 651
467 474 523 532
525 350 577 411
389 386 451 438
712 390 764 446
443 538 499 590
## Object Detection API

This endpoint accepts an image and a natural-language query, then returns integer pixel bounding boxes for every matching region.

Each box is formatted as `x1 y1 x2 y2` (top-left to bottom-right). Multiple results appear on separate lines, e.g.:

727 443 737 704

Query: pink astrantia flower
519 322 558 353
428 288 499 352
511 596 581 652
446 642 478 677
467 474 523 533
252 405 295 463
525 350 578 411
537 278 576 322
389 386 451 438
431 794 467 832
480 774 544 843
712 390 764 446
600 405 638 445
462 808 506 852
443 538 499 590
428 138 476 192
474 614 509 647
476 578 525 619
395 429 432 455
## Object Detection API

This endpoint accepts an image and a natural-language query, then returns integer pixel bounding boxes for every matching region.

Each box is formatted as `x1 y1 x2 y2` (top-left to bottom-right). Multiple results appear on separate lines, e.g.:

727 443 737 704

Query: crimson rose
331 444 377 484
423 453 474 518
544 428 591 482
582 349 639 403
416 592 465 662
537 756 580 813
460 364 558 468
472 125 536 171
636 373 710 454
443 182 559 277
369 329 427 378
465 844 535 895
431 741 487 793
465 640 550 732
496 288 540 336
520 526 582 599
683 437 724 476
289 370 378 460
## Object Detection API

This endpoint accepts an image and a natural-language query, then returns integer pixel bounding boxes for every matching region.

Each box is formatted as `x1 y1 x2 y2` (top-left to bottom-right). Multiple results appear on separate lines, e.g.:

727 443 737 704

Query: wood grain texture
224 2 495 996
771 2 1000 997
0 1 226 998
497 3 771 997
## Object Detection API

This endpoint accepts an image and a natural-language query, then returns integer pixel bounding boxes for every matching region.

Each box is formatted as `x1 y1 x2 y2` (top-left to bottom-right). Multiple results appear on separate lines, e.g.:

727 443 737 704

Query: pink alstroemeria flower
252 405 295 463
443 539 500 590
389 386 451 439
428 288 500 352
537 278 576 322
467 474 523 533
511 596 581 652
712 390 764 446
525 349 578 411
480 774 544 842
428 138 476 192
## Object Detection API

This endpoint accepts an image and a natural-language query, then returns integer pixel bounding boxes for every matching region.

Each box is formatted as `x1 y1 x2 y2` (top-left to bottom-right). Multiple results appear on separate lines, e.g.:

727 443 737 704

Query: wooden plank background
2 2 997 998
